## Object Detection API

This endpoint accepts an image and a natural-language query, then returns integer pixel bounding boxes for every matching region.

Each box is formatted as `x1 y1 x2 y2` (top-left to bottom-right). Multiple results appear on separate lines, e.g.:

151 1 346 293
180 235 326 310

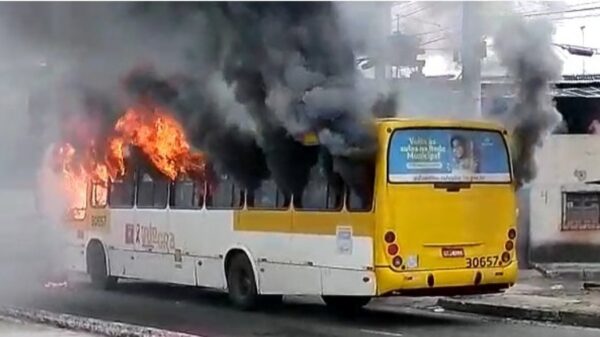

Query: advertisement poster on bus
388 129 511 183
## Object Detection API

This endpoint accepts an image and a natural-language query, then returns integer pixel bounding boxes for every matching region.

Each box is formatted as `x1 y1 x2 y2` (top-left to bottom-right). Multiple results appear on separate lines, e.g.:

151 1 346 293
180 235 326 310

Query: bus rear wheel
226 253 259 310
87 242 117 290
322 296 371 312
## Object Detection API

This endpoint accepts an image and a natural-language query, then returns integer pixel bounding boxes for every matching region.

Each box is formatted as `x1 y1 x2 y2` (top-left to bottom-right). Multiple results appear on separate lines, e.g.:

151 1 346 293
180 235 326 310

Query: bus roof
374 117 507 132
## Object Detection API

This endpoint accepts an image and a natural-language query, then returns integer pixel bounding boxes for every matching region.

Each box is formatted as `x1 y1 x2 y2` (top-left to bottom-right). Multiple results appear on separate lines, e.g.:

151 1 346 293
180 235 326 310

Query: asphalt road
0 317 100 337
0 211 598 337
1 277 599 337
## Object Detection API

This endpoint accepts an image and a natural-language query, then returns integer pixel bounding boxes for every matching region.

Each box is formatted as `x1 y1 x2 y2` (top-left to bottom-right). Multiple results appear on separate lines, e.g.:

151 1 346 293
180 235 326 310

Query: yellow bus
62 117 518 310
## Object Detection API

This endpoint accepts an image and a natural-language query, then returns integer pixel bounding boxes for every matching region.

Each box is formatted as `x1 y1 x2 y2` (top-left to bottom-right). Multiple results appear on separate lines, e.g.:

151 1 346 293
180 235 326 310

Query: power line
396 4 429 19
410 26 454 37
391 1 416 11
518 1 600 16
547 12 600 21
403 15 443 28
420 36 448 46
522 5 600 17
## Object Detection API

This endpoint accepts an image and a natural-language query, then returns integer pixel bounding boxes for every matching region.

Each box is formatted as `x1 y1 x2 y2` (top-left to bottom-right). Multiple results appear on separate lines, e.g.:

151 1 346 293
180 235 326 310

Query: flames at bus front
42 102 205 218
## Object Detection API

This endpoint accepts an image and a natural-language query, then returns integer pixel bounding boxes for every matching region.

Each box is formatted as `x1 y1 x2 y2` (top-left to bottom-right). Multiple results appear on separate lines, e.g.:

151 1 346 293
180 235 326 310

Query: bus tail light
392 256 403 268
384 231 396 243
505 240 514 251
508 228 516 240
501 252 511 263
387 243 399 256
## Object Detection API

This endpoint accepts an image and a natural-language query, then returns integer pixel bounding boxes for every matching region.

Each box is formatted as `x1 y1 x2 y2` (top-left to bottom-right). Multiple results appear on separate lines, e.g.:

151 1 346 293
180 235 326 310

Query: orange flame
54 143 88 219
48 102 205 218
113 104 204 180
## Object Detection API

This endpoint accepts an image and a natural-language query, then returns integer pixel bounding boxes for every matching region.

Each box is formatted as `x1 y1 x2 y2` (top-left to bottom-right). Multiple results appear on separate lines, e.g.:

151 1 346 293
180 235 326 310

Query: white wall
529 135 600 263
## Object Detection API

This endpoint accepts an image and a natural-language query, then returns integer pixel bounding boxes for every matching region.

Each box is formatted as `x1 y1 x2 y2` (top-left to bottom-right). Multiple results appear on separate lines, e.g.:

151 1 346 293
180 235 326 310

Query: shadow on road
94 280 466 329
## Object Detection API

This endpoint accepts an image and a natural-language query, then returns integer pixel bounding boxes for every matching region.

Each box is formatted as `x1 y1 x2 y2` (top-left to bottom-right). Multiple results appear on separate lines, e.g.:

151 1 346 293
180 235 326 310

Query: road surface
0 317 99 337
2 277 600 337
0 208 598 337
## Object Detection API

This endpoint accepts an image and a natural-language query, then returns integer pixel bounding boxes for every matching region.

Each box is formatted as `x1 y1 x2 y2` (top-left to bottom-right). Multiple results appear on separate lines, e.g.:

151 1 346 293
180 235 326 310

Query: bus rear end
375 120 517 296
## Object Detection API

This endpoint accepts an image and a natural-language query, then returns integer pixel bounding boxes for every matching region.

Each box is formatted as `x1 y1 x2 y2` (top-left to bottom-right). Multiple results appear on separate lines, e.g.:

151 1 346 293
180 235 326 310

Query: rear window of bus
387 128 511 183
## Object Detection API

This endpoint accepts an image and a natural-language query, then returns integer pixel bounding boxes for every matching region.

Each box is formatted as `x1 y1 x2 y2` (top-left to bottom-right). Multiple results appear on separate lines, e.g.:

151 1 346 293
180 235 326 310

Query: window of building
206 174 243 209
562 192 600 231
108 177 135 208
248 179 290 210
136 172 169 209
170 178 204 209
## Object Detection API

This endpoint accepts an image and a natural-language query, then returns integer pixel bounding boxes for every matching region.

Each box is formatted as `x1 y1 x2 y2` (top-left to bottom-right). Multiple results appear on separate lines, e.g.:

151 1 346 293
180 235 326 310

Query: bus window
346 162 375 212
249 179 290 210
91 182 107 208
206 174 243 209
137 173 169 209
347 187 373 212
296 173 343 211
170 179 204 209
108 177 135 208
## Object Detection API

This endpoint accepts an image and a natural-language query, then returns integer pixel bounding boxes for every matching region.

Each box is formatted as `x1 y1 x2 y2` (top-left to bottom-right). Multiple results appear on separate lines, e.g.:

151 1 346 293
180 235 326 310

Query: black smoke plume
120 2 390 196
492 16 563 188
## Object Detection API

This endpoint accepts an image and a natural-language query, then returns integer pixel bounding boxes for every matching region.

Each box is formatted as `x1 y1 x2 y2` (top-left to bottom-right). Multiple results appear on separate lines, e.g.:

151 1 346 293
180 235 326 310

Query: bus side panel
107 208 135 278
321 268 376 296
171 208 230 289
236 210 311 294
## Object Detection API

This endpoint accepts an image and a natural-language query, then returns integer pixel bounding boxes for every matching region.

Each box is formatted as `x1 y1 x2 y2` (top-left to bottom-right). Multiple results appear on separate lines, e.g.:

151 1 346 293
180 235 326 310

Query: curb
0 306 204 337
437 298 600 329
532 263 600 281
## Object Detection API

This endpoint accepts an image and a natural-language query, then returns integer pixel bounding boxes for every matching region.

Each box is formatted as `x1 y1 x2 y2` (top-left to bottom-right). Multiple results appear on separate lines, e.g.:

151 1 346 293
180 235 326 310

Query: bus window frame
90 181 108 209
66 181 88 221
295 182 345 213
386 126 513 185
136 172 169 210
247 180 291 211
205 179 244 210
346 185 375 213
108 177 136 209
169 179 206 210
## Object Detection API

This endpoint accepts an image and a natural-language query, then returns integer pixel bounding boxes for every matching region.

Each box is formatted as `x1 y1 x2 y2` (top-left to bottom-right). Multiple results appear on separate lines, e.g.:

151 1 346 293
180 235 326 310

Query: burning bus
41 95 518 310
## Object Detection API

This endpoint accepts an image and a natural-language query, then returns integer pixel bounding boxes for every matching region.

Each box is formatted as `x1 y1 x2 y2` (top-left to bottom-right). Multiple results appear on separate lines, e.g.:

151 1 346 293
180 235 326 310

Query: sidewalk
437 269 600 328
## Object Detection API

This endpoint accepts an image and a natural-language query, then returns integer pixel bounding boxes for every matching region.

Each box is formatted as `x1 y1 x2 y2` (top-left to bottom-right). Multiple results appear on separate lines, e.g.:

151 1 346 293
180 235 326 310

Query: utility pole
581 25 586 75
461 2 482 117
375 3 392 84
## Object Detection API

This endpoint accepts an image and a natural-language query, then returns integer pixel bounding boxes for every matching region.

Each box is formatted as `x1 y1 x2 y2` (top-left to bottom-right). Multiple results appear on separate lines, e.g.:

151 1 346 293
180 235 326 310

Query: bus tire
226 253 259 311
87 241 117 290
322 296 371 312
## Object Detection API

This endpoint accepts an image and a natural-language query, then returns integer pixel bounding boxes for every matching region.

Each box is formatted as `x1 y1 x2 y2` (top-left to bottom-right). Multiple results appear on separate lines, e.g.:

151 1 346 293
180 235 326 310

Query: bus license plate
466 255 500 268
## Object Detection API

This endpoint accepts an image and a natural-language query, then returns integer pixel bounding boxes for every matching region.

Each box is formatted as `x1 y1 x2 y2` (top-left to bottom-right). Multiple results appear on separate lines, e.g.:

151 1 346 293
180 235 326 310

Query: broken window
108 177 135 208
91 181 107 208
170 178 204 209
206 173 243 209
136 171 169 209
248 179 290 210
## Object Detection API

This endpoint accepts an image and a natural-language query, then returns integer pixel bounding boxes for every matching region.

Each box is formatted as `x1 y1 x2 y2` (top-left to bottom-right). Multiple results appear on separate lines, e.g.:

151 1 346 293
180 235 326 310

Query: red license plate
441 247 465 258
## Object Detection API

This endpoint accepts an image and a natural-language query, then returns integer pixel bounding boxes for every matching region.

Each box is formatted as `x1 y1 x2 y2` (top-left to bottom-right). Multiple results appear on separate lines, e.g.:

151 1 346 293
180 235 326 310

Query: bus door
291 170 345 294
130 170 171 282
238 179 294 294
106 175 136 278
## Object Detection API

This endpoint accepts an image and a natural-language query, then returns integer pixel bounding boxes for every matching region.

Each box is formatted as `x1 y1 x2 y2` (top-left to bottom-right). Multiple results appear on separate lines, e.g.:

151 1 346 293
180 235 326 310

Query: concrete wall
529 135 600 263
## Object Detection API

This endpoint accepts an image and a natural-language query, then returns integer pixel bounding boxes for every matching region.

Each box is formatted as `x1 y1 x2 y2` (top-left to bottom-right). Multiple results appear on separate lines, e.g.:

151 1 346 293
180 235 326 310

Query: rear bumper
375 261 518 296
